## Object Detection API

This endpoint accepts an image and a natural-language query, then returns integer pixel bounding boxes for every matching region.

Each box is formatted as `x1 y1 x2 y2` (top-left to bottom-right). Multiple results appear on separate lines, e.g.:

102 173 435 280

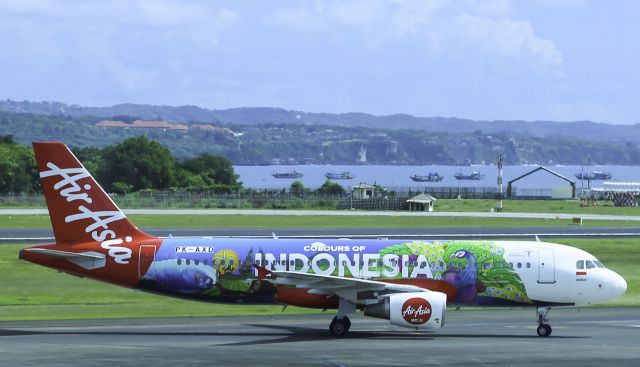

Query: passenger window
509 262 513 269
586 260 596 269
195 260 199 265
186 259 191 265
576 260 584 269
517 263 522 268
177 259 182 265
526 263 531 269
594 261 605 268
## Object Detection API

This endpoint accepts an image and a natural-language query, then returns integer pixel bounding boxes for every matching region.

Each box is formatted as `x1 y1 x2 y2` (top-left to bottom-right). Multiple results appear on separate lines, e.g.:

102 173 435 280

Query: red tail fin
33 142 153 246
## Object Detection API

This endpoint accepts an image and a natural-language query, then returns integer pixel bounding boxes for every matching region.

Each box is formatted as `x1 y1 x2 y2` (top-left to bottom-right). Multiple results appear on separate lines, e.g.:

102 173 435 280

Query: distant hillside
2 99 640 143
2 110 640 165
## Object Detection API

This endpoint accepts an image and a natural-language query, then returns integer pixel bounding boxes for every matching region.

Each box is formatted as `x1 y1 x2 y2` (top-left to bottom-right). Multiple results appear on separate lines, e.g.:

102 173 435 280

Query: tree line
0 135 241 194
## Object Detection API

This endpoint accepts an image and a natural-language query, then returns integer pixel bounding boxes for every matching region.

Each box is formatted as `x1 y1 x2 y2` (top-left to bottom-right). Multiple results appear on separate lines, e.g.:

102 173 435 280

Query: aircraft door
537 248 555 284
138 245 157 277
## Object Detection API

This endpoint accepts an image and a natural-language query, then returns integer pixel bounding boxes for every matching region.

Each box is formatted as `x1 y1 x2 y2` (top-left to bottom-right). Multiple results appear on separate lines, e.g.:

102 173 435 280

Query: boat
575 171 612 180
410 172 444 182
272 170 303 179
454 171 485 180
325 171 355 180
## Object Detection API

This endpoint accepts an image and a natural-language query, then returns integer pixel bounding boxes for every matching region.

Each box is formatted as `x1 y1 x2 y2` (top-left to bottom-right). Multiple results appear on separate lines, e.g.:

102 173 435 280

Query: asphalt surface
3 208 640 221
1 308 638 366
3 226 640 244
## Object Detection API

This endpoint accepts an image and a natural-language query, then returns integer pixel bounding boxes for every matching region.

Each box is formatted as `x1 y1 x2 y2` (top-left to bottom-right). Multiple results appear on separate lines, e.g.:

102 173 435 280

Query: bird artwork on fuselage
138 239 531 306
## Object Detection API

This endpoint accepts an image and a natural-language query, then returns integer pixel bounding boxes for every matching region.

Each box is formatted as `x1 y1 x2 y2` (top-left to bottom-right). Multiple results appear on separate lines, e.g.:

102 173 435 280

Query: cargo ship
272 170 303 179
410 172 444 182
325 171 355 180
575 171 612 180
454 171 485 180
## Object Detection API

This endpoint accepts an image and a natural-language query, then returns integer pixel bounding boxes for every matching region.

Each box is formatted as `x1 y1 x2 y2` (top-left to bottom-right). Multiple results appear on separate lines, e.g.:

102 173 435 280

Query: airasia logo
40 162 131 264
401 297 432 325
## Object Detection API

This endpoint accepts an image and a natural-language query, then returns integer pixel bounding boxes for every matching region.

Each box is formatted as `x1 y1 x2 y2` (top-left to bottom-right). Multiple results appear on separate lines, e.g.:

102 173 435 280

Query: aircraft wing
267 269 429 304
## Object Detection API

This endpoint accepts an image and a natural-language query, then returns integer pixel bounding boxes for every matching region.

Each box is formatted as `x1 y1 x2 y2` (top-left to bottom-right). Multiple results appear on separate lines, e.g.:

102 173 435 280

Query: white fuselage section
497 241 626 306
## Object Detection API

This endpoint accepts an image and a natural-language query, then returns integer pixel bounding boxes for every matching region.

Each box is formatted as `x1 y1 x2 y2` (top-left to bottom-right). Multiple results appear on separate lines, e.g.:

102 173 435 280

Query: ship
454 171 485 180
325 171 355 180
272 170 303 179
409 172 444 182
575 171 612 180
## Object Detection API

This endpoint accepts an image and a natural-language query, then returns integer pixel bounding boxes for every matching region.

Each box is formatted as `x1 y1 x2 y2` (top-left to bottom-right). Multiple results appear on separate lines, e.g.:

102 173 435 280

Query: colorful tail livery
21 142 160 286
21 142 627 337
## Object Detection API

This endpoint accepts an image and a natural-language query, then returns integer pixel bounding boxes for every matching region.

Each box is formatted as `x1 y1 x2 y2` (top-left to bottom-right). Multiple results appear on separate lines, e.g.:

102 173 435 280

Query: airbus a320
21 142 627 337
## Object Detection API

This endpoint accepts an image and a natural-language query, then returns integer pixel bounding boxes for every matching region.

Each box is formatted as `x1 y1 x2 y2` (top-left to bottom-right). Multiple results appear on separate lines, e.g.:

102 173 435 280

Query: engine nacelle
364 291 447 329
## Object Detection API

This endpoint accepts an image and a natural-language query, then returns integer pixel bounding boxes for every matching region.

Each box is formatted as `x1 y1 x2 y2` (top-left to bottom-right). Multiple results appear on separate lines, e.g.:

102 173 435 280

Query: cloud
0 0 242 100
267 0 563 70
0 0 241 47
448 14 563 68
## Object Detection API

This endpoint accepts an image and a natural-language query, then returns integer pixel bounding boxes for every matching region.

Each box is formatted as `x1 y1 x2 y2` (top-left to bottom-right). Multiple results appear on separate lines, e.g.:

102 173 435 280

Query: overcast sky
1 0 638 124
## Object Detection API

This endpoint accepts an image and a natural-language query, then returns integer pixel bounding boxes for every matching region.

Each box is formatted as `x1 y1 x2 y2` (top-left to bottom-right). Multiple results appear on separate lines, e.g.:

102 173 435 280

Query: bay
234 164 640 191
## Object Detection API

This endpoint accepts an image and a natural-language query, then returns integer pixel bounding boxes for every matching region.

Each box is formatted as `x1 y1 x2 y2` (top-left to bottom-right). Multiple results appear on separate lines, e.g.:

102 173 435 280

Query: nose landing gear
536 307 552 337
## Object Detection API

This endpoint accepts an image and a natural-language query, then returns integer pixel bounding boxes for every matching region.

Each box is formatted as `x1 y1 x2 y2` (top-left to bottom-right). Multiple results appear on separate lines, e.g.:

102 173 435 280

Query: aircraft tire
330 317 349 337
537 324 552 337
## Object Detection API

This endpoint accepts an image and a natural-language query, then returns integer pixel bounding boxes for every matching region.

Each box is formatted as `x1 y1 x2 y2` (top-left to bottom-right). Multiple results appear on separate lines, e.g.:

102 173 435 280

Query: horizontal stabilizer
22 248 106 270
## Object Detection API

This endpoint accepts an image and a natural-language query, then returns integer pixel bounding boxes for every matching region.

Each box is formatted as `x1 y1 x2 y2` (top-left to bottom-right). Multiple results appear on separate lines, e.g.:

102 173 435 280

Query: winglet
253 264 272 280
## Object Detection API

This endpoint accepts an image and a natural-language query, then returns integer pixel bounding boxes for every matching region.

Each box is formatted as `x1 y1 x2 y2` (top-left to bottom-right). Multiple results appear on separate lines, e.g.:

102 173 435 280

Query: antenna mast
497 154 504 212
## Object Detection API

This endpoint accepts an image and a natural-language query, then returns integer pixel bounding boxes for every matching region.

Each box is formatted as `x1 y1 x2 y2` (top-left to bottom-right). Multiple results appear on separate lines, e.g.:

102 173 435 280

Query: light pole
497 154 504 212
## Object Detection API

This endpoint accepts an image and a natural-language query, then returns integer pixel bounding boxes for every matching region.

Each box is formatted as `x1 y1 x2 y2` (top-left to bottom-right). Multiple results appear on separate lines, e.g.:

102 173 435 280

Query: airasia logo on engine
401 297 432 325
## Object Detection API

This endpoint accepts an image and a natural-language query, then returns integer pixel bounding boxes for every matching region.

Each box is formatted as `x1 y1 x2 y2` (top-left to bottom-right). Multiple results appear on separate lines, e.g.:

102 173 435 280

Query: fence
0 185 565 210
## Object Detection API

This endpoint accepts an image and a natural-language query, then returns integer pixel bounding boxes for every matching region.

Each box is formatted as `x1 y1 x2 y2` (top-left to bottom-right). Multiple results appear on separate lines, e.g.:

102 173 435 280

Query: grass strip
2 214 640 230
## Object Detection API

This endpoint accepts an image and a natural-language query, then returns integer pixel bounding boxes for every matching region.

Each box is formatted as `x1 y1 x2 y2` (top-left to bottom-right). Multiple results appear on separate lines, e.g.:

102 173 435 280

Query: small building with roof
406 193 437 212
351 183 376 199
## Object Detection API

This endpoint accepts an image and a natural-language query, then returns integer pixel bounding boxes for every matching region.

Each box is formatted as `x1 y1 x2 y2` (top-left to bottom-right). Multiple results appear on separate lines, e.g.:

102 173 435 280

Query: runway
1 308 638 366
3 226 640 244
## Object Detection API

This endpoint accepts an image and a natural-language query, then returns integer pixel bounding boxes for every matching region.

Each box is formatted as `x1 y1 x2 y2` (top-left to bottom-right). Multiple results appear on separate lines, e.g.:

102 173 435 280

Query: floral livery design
379 241 531 304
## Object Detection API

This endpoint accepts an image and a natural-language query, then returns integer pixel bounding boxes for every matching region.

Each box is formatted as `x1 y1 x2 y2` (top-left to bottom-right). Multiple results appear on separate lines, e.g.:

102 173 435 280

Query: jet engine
364 291 447 329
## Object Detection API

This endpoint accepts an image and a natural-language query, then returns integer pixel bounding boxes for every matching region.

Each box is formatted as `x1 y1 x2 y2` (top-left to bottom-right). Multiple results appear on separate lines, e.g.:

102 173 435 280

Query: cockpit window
594 260 605 268
576 260 584 269
586 260 596 269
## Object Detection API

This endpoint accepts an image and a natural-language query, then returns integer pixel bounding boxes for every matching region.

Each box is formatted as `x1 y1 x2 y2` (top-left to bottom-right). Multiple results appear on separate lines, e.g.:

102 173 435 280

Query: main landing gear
536 307 552 337
329 316 351 337
329 298 356 337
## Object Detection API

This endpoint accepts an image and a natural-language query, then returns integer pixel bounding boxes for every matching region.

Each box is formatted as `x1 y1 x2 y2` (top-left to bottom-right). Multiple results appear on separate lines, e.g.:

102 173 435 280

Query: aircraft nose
608 271 627 299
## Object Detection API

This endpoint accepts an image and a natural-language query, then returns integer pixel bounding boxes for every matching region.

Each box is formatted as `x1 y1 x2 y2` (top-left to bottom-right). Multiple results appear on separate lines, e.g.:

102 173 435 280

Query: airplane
20 142 627 337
